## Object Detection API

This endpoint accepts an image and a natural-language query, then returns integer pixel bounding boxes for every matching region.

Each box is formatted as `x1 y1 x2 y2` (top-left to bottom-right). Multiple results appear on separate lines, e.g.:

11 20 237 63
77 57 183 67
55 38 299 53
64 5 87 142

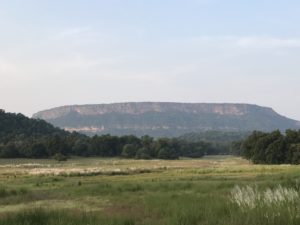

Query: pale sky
0 0 300 120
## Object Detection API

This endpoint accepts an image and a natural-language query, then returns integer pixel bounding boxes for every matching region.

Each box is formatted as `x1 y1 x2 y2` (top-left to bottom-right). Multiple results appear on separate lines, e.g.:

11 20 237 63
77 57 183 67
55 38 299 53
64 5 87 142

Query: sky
0 0 300 120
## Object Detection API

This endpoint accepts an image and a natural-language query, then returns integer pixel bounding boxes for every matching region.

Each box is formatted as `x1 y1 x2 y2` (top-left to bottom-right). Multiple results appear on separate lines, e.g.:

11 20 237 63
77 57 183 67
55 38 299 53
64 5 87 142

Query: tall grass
0 186 28 198
230 185 299 208
0 209 135 225
230 185 300 225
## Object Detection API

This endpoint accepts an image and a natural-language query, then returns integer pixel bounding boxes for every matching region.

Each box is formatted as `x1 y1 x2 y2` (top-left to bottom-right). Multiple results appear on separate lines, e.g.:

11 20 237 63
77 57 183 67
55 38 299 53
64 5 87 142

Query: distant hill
33 102 300 137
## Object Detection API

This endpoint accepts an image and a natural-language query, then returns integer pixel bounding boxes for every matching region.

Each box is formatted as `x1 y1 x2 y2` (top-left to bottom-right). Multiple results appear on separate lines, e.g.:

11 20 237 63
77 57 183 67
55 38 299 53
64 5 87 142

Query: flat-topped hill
33 102 300 137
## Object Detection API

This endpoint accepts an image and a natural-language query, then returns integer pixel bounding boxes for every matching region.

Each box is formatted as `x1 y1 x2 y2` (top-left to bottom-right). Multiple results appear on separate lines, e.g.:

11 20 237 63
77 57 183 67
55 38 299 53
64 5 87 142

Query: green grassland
1 156 300 225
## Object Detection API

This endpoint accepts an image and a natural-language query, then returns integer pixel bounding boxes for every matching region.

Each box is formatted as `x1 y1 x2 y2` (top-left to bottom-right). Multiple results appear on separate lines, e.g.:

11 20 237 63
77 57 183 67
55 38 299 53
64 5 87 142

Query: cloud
52 27 92 40
236 37 300 48
0 60 19 75
188 35 300 48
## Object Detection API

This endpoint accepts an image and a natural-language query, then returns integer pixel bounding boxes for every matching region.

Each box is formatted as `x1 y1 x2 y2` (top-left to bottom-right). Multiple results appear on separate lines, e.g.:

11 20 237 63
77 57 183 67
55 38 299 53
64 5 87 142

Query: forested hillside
0 110 218 159
0 109 65 139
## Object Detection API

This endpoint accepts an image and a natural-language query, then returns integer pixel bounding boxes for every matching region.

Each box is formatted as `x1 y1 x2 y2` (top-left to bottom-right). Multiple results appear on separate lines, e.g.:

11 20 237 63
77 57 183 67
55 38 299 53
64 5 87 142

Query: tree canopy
240 130 300 164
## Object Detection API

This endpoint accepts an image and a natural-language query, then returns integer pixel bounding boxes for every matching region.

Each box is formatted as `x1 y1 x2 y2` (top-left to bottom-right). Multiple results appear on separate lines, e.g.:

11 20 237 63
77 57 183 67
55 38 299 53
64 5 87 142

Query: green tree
265 137 286 164
121 144 138 158
29 142 48 158
135 147 151 159
72 139 91 156
287 144 300 164
0 143 19 158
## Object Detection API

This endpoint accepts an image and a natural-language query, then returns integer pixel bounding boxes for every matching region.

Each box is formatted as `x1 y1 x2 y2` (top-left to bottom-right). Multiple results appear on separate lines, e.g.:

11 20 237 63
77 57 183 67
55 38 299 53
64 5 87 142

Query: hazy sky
1 0 300 120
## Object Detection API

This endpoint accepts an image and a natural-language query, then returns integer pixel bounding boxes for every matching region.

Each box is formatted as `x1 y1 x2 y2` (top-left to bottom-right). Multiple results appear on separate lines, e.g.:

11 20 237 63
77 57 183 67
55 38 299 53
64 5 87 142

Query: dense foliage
0 109 66 139
0 110 219 159
179 131 250 155
240 130 300 164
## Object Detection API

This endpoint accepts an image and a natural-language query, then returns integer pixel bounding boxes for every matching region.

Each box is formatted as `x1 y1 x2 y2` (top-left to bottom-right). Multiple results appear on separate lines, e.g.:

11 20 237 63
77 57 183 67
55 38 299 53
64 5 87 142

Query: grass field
1 156 300 225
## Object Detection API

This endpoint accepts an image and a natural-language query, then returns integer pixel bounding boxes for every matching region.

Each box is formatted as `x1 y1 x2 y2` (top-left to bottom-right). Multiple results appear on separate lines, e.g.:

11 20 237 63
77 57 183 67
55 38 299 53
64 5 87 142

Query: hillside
0 109 213 159
33 102 300 137
0 109 65 140
0 109 69 158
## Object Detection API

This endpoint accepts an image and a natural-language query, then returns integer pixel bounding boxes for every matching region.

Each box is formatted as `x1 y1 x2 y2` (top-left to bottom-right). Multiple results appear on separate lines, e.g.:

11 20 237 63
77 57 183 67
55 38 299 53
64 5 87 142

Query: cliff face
33 102 300 137
33 102 251 119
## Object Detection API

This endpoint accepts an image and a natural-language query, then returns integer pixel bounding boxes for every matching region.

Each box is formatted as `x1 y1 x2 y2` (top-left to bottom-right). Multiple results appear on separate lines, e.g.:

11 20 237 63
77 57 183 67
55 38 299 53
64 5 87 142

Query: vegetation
179 130 250 155
4 109 300 224
0 110 223 159
0 156 300 225
240 129 300 164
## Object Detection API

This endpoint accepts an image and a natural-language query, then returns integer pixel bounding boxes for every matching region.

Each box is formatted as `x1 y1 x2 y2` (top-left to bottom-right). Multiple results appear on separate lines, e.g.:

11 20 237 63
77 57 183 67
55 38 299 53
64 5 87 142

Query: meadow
0 156 300 225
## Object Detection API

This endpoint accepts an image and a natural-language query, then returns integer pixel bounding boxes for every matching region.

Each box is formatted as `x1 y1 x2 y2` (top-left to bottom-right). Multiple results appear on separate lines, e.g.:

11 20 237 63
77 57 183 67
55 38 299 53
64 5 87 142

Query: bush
53 153 67 161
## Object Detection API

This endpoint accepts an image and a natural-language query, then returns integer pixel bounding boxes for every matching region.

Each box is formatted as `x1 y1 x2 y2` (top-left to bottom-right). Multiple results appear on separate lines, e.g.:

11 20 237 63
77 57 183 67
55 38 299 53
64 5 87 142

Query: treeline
238 130 300 164
179 131 250 143
0 110 217 159
179 131 250 155
0 134 214 159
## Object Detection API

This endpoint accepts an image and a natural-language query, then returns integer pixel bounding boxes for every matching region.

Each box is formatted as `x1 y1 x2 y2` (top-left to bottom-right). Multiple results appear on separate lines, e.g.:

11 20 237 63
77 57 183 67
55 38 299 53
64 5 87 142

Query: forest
0 110 223 159
240 130 300 164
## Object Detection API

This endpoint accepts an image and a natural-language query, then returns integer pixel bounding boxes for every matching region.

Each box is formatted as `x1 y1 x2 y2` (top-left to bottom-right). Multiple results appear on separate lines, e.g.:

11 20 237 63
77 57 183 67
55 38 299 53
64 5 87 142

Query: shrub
53 153 67 161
